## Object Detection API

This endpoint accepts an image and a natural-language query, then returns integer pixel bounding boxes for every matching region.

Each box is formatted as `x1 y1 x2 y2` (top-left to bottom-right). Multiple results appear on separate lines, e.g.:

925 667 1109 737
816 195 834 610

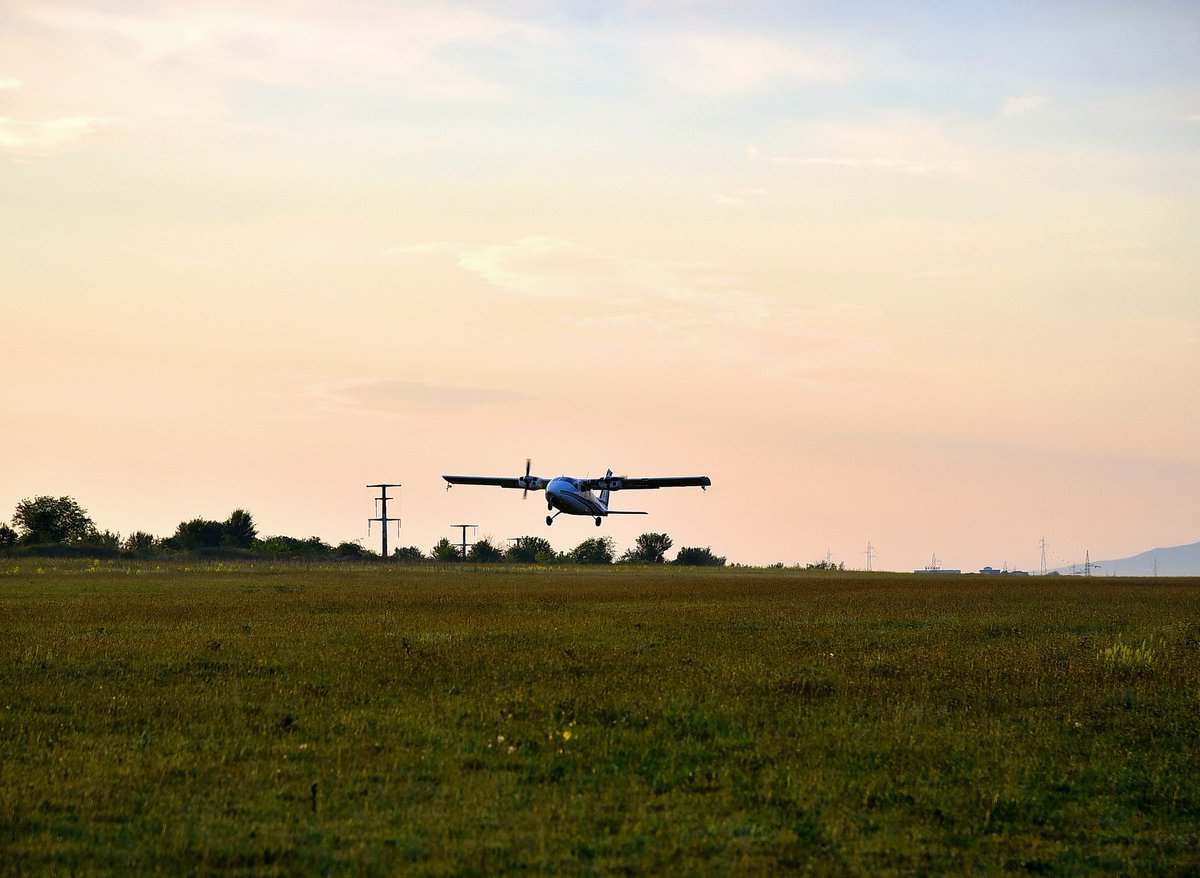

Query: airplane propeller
522 458 532 499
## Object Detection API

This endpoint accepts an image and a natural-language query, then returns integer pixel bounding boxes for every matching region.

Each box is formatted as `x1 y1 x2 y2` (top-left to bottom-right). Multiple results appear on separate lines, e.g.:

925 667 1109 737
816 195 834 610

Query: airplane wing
443 474 550 492
588 475 711 491
443 475 526 489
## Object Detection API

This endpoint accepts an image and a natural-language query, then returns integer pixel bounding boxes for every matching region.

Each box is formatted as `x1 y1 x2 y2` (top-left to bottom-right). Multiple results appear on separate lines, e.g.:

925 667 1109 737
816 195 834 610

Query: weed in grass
1099 635 1159 673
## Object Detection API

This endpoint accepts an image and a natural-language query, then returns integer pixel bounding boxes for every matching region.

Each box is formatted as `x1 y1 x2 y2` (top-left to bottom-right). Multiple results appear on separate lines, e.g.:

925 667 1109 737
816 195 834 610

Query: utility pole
452 524 478 560
367 484 401 560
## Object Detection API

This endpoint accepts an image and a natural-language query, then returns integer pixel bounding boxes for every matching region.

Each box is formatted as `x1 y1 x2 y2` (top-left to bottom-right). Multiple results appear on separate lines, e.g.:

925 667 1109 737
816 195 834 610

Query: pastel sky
3 1 1197 570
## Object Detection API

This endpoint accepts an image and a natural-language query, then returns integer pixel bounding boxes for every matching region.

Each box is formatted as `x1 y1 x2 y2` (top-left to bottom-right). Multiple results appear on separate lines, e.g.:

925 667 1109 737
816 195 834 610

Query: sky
2 1 1198 571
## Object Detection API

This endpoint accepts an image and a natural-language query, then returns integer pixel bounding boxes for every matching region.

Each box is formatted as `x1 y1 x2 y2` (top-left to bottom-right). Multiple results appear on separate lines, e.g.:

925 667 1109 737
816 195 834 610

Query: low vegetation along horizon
2 560 1197 873
1 495 727 566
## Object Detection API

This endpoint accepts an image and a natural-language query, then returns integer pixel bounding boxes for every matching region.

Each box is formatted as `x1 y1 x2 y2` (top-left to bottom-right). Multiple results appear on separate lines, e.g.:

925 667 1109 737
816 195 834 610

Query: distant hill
1053 540 1200 576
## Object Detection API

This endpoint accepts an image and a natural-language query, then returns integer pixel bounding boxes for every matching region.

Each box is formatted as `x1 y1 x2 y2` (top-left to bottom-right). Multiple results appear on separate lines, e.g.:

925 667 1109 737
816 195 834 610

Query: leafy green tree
12 495 96 545
431 537 461 562
170 518 227 550
392 546 425 562
223 509 258 549
123 531 159 557
569 536 615 565
90 530 122 551
334 541 367 559
505 536 556 564
620 532 673 564
0 523 17 550
257 535 333 559
468 538 504 563
805 559 844 571
673 546 726 567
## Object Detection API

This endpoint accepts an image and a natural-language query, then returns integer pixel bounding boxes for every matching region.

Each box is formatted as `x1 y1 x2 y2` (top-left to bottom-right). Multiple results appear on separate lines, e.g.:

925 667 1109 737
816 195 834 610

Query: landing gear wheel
595 518 602 527
546 515 553 526
548 501 553 511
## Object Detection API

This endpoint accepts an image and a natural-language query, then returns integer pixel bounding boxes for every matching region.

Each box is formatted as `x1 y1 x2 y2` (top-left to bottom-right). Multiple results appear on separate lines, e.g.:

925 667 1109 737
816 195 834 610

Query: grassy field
1 561 1198 874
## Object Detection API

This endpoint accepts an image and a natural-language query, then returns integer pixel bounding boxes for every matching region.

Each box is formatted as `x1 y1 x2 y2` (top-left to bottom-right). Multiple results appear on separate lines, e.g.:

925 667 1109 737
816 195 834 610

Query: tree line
0 495 726 566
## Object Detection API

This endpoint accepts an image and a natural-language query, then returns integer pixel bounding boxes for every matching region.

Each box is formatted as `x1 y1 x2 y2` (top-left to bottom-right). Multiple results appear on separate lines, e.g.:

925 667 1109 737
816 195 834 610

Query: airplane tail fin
599 469 612 509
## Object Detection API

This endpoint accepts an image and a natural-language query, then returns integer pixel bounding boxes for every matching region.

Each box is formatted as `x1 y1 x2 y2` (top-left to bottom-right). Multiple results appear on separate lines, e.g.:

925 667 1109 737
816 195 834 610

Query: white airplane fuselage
545 477 608 518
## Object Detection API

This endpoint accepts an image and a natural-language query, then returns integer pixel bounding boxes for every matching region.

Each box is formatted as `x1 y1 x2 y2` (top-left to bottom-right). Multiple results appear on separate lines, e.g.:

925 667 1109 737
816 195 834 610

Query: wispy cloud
641 28 863 95
0 115 112 152
712 188 768 207
385 242 462 256
308 379 529 416
449 236 879 371
1002 94 1049 117
751 150 967 176
18 4 535 98
748 113 976 177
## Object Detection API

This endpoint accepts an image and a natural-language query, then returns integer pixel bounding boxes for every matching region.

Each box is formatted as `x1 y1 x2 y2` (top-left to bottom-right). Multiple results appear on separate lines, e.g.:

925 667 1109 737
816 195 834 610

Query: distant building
979 566 1030 576
916 553 960 574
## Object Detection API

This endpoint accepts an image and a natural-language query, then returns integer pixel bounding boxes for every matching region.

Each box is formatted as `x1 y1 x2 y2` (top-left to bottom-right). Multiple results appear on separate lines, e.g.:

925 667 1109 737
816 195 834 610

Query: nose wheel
595 517 602 526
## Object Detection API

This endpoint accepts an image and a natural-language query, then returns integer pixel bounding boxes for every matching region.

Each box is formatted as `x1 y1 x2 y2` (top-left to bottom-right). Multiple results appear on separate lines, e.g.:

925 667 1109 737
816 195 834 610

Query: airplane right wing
589 475 711 491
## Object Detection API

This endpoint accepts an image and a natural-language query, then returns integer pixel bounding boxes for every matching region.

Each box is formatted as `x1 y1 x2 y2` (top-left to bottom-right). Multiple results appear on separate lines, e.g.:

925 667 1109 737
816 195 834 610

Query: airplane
443 460 711 526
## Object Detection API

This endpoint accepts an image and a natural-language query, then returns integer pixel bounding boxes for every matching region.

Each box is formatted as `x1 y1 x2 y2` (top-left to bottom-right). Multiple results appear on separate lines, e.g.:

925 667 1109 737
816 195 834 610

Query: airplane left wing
443 475 525 489
444 459 547 493
588 475 711 491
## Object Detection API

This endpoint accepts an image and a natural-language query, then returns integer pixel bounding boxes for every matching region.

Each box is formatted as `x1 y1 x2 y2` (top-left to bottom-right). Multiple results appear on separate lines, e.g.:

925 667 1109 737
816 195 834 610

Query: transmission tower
1039 536 1048 576
863 541 875 572
367 483 401 559
452 524 478 560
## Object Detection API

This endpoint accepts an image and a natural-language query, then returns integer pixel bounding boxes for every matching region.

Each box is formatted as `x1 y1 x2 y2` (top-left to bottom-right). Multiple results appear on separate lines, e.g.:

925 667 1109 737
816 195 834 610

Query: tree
620 532 673 564
334 541 366 559
90 530 122 551
505 536 556 564
431 537 461 562
392 546 425 562
468 538 504 563
257 535 333 559
223 509 258 549
569 536 615 565
123 531 159 557
805 559 844 571
12 495 96 545
170 518 227 550
673 546 726 567
0 523 16 550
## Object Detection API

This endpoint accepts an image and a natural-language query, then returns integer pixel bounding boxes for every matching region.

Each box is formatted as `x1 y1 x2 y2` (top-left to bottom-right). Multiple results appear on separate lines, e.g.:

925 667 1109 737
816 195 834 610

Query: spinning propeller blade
522 458 531 499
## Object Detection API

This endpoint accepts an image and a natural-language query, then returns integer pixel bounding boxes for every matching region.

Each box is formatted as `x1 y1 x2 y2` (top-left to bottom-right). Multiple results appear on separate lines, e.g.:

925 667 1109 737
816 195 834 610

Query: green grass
2 561 1198 874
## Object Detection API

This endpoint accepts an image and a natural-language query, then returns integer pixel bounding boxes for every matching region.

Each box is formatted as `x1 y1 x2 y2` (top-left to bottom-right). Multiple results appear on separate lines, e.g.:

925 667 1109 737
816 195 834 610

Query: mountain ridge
1052 540 1200 576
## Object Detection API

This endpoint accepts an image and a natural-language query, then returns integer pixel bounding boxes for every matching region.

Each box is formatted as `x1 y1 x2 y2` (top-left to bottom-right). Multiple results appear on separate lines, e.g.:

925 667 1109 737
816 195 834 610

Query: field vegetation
2 561 1198 873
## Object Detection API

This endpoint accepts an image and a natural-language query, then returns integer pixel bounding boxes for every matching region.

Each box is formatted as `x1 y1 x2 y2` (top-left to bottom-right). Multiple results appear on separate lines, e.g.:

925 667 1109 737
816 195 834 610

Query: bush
620 533 672 564
673 546 726 567
570 537 615 565
468 539 505 563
